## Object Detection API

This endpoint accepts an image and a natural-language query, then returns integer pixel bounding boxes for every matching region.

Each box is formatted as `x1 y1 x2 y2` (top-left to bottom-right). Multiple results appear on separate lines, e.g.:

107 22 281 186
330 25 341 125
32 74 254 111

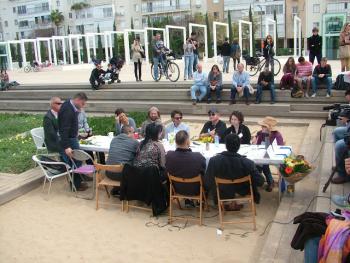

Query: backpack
334 73 350 90
291 86 304 98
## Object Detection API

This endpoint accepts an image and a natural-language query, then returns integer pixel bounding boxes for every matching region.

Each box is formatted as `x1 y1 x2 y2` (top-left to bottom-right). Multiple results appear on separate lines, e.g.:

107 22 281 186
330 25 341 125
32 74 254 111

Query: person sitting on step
190 64 208 105
311 57 332 98
230 63 251 105
295 56 313 98
255 68 275 104
89 61 106 90
207 64 223 104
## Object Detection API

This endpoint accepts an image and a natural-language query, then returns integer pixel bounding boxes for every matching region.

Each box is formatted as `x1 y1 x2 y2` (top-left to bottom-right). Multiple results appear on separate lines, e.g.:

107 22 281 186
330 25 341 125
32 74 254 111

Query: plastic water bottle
214 135 219 147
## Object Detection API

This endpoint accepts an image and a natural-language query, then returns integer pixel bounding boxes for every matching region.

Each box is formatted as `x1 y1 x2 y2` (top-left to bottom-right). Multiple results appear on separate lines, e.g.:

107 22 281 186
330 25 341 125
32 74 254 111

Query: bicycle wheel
23 65 31 73
166 61 180 82
247 63 260 77
151 63 161 81
273 58 281 76
33 66 39 72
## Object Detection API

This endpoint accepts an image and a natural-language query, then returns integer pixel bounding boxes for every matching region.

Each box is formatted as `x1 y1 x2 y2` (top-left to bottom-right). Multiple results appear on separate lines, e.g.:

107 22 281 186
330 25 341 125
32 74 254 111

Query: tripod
322 166 337 193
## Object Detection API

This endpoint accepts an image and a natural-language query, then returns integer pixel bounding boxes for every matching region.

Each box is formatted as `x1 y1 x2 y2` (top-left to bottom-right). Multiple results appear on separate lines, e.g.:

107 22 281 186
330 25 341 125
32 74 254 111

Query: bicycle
151 51 180 82
244 52 281 77
23 63 40 73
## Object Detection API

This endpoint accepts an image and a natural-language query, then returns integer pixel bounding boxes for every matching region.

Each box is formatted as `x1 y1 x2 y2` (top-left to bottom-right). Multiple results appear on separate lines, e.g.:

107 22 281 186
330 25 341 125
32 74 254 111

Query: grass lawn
0 112 147 174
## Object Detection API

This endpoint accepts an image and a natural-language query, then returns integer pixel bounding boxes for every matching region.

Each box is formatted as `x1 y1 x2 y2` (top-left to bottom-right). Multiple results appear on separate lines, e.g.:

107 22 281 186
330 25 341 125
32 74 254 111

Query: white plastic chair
32 155 73 195
30 127 47 154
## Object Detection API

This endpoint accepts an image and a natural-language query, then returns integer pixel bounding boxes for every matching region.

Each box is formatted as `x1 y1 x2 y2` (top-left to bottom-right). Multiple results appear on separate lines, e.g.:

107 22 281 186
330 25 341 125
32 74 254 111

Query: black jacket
263 41 274 58
43 110 61 153
307 35 322 54
89 68 105 82
221 42 232 56
224 124 251 145
120 164 168 216
58 100 79 149
200 120 227 143
258 71 273 85
312 64 332 79
205 151 263 203
165 148 206 196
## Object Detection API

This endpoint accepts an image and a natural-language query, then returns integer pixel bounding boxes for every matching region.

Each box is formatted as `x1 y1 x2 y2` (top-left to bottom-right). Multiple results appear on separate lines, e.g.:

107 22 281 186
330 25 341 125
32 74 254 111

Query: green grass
0 112 148 174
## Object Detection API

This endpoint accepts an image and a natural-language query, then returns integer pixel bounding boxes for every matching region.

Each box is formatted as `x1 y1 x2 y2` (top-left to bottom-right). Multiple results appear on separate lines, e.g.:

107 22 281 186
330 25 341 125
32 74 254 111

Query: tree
26 42 34 63
228 11 233 43
16 37 22 67
205 13 213 58
71 2 90 11
40 41 47 61
97 25 103 60
112 19 118 57
81 26 87 63
50 9 64 36
273 9 278 55
249 5 256 56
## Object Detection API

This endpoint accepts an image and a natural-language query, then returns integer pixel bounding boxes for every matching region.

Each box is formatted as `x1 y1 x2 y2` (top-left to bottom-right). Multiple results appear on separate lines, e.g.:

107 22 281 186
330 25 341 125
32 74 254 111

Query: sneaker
331 175 347 184
185 199 195 208
311 93 316 98
331 194 350 208
326 94 331 98
192 100 197 105
229 100 236 105
305 93 309 98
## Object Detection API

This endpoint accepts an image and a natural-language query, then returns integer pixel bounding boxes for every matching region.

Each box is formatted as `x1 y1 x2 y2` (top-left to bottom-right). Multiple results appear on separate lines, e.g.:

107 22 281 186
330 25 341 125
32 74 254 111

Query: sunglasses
174 117 182 120
208 113 216 116
54 102 63 105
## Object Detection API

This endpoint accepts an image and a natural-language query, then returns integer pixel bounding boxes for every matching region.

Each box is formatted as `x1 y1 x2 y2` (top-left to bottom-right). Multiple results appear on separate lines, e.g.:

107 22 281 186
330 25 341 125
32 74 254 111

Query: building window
19 20 28 28
313 22 320 29
13 7 16 13
134 19 139 27
20 32 24 38
147 2 152 12
213 0 219 3
134 4 139 12
69 12 72 19
4 21 8 27
103 7 113 17
292 6 298 14
313 4 320 13
195 0 201 7
42 2 49 11
17 6 26 15
14 19 18 25
56 0 60 7
213 12 219 19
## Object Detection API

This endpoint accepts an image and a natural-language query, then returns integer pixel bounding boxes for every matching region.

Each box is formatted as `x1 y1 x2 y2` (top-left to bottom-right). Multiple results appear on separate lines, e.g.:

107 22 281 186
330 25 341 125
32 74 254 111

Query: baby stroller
109 57 125 83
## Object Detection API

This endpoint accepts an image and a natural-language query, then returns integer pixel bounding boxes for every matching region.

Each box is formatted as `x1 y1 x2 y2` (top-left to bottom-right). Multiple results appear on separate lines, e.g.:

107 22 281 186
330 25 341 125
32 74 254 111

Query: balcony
141 4 191 15
18 6 50 16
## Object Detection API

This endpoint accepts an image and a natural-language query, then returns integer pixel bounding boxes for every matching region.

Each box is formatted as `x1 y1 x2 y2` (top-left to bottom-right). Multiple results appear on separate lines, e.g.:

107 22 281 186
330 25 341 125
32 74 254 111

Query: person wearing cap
230 63 251 105
190 64 208 105
255 68 275 104
253 116 284 192
199 108 227 143
165 110 190 139
307 27 322 65
140 106 165 139
311 57 332 98
89 61 106 90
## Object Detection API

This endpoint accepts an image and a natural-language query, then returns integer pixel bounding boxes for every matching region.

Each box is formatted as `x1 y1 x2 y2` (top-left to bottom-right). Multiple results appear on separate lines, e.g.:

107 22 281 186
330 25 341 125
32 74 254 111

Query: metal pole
258 5 263 53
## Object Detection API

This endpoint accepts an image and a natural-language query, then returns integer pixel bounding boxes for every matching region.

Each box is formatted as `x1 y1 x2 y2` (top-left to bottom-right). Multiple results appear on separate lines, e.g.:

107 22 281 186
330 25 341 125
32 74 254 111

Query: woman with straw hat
254 116 284 192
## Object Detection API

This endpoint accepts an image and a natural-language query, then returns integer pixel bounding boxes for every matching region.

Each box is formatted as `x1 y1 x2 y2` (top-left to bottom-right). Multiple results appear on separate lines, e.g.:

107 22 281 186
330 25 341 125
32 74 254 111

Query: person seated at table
115 108 136 136
165 110 190 139
280 57 297 90
252 116 284 192
166 130 206 207
223 111 251 145
230 63 251 105
134 122 166 171
331 157 350 207
255 68 275 104
295 56 313 97
43 96 63 153
311 57 332 98
106 125 140 183
199 107 227 143
140 106 165 139
190 64 208 105
89 61 106 90
205 134 263 209
207 64 223 104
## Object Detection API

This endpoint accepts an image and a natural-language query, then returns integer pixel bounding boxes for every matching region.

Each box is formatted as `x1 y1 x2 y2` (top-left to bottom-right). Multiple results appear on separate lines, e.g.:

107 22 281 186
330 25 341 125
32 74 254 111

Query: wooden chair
168 174 207 226
215 176 256 230
94 163 124 211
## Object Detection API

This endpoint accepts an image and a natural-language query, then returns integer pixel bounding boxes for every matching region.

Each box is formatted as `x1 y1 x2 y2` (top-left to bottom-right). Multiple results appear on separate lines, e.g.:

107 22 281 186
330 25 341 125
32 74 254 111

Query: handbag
339 45 350 59
139 45 146 59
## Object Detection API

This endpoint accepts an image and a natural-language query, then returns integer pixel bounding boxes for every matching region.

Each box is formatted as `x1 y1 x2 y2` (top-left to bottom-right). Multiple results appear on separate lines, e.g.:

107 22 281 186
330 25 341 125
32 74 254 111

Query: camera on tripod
323 104 350 126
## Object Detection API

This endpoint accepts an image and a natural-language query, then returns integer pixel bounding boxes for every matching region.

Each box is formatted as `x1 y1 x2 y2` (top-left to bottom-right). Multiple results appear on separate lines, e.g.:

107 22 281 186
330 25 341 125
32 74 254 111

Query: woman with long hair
263 35 275 73
131 37 144 81
280 57 297 90
207 64 223 104
224 111 251 144
339 23 350 71
183 37 195 80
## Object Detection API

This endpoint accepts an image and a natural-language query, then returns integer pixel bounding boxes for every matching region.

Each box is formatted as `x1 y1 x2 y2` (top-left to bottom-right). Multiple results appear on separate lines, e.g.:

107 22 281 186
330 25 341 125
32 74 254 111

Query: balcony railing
18 6 50 16
141 4 191 14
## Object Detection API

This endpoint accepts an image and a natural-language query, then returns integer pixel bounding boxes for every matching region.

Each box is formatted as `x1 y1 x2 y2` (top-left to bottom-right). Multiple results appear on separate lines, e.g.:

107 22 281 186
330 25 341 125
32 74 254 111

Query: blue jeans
153 57 160 80
309 52 322 65
333 126 348 142
311 76 332 95
257 165 274 185
304 237 321 263
207 85 223 101
335 139 348 178
193 53 199 71
231 86 250 100
223 56 230 73
184 55 194 79
256 83 276 103
191 84 207 101
60 138 82 189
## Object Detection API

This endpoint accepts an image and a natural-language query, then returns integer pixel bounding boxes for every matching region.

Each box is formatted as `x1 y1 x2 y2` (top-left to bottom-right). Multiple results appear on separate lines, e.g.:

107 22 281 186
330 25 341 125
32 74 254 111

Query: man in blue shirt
230 63 251 105
190 64 208 105
165 110 190 139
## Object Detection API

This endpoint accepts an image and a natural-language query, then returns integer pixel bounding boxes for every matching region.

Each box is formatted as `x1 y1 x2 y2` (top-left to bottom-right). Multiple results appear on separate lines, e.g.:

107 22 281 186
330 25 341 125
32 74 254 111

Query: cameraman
333 109 350 184
331 158 350 207
333 90 350 141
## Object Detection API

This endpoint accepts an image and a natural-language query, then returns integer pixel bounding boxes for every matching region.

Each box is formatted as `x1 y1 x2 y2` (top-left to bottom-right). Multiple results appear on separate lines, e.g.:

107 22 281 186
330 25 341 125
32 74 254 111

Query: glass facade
322 13 346 59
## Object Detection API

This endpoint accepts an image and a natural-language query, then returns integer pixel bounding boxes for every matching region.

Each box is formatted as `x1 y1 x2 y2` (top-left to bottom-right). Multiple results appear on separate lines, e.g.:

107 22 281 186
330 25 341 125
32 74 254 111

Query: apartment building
114 0 142 30
285 0 306 48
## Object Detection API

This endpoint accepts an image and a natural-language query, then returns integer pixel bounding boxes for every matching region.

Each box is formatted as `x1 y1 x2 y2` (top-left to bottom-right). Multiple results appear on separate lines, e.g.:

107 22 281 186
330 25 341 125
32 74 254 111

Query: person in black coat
255 68 275 104
224 111 251 145
199 108 227 143
221 37 232 73
89 62 105 90
307 27 322 65
263 35 275 73
43 97 63 153
205 134 263 209
58 92 88 191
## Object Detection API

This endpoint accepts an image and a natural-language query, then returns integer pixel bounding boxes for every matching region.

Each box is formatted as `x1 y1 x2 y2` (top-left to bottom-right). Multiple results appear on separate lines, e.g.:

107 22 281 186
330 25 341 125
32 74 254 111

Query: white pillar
104 34 109 62
20 41 26 64
144 31 150 64
124 31 130 64
92 36 96 57
33 41 39 62
249 23 253 57
62 39 67 64
52 39 57 65
47 40 52 63
6 42 13 70
37 40 42 64
108 33 113 58
69 37 73 64
294 16 302 57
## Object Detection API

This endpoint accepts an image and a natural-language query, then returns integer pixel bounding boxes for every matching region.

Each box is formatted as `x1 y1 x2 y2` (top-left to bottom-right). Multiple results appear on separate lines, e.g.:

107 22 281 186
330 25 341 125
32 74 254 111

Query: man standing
191 32 199 72
255 68 275 104
199 108 227 143
230 63 251 105
221 37 231 73
165 110 190 139
106 125 140 182
295 56 313 97
190 64 208 105
307 27 322 65
152 33 169 81
58 92 88 191
43 97 62 153
311 57 332 98
140 106 165 139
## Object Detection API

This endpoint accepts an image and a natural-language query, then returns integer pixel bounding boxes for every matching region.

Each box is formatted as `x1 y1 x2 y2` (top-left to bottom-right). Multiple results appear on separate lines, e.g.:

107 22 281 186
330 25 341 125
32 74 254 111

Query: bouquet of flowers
199 136 214 143
279 155 313 184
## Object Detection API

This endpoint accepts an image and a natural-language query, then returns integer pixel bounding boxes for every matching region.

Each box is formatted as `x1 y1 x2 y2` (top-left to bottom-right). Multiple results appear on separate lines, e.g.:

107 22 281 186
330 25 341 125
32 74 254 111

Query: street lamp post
257 4 263 53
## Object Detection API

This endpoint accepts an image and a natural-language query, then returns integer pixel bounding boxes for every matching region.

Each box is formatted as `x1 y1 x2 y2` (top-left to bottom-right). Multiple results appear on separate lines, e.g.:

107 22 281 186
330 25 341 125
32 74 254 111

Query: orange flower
285 167 293 175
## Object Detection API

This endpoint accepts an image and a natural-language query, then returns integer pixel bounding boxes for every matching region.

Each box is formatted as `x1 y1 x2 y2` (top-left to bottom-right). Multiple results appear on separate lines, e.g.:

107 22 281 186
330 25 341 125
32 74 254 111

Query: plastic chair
215 175 256 230
30 127 47 154
32 155 73 195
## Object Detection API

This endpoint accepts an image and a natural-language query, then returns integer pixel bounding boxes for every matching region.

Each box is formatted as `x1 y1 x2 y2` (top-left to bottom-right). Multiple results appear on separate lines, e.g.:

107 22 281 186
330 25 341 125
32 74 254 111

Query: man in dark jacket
311 57 332 98
43 97 62 153
221 37 232 73
255 68 275 104
307 27 322 65
205 134 262 207
199 107 227 143
58 92 88 191
89 62 105 90
166 130 206 206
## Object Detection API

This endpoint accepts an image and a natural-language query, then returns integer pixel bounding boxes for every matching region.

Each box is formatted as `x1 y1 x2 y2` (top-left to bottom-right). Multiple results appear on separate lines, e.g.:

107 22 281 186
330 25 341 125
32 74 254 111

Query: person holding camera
183 37 195 80
332 90 350 142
